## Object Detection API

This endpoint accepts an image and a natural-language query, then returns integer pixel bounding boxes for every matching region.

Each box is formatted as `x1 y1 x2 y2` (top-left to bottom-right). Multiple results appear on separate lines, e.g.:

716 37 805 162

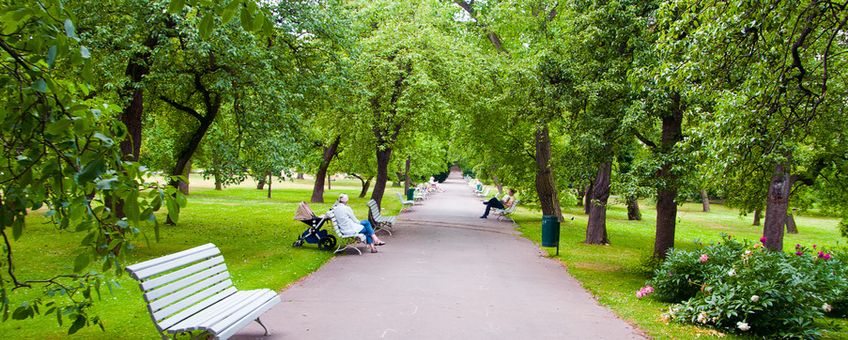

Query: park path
233 172 645 339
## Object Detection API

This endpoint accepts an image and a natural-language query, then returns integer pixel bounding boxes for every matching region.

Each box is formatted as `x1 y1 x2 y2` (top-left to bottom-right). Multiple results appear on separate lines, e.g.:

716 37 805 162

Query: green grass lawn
510 197 848 339
1 177 403 339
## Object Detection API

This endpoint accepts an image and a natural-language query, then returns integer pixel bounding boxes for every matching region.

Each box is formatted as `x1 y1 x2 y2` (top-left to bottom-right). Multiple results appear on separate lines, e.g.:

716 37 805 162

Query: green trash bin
541 215 560 247
407 188 416 201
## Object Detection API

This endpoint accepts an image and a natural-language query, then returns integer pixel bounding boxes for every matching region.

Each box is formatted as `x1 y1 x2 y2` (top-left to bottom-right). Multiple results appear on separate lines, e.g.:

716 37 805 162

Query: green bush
840 218 848 239
647 236 848 338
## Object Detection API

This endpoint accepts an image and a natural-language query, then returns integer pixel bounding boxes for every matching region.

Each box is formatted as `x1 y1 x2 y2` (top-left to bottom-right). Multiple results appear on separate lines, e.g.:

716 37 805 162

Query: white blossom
727 269 736 277
750 295 760 303
737 322 750 331
823 303 833 312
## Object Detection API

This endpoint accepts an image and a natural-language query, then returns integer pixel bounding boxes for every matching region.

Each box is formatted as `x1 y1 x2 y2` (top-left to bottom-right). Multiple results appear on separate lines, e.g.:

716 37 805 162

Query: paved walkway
234 172 644 339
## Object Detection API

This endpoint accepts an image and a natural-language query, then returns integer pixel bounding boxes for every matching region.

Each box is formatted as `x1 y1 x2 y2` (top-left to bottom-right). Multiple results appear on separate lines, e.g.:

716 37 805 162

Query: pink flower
759 236 768 244
795 251 804 256
818 251 825 259
813 244 817 249
795 244 801 249
699 254 709 263
824 253 832 260
636 285 655 299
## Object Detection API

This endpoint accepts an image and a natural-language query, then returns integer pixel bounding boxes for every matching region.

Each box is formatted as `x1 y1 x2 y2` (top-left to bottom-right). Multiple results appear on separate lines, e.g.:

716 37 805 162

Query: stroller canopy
294 201 317 221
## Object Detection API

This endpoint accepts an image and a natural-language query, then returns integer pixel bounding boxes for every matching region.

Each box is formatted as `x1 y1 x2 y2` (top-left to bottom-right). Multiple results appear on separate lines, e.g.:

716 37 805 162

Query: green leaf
221 0 241 23
64 19 77 40
46 45 57 68
73 252 90 273
199 14 214 39
80 46 90 59
68 315 86 335
33 79 47 93
12 305 32 320
168 0 185 14
12 218 23 240
45 119 72 136
75 159 106 184
92 132 113 145
240 6 253 31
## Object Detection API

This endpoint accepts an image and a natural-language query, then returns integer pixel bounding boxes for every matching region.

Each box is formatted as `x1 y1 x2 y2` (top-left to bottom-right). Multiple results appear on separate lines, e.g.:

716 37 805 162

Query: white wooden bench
367 199 396 236
493 200 520 221
395 192 414 212
125 243 281 339
326 210 367 255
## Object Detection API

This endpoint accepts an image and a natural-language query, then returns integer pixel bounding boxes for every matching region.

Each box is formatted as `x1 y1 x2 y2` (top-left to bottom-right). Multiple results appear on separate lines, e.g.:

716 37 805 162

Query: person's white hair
338 193 349 203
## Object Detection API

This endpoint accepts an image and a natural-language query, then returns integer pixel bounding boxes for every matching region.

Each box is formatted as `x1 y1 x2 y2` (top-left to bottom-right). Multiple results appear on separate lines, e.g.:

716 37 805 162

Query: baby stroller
292 202 337 251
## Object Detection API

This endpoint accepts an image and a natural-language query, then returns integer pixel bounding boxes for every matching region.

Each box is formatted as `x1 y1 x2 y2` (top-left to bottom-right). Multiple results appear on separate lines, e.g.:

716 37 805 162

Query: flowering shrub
647 235 848 338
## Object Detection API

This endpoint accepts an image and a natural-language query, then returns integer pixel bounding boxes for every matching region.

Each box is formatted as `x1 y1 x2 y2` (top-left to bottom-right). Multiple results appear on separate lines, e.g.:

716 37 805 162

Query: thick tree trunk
256 177 266 190
584 182 593 214
763 162 793 251
371 147 393 208
267 172 272 199
120 61 147 162
297 173 304 180
586 162 611 244
393 172 403 187
753 208 762 226
785 212 798 234
214 174 222 190
626 195 641 220
404 156 411 193
311 136 341 203
653 91 684 259
534 125 563 220
700 189 710 212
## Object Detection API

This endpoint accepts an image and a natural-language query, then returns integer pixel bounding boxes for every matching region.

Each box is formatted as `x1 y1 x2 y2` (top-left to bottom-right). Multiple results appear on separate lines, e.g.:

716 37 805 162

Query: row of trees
452 0 848 257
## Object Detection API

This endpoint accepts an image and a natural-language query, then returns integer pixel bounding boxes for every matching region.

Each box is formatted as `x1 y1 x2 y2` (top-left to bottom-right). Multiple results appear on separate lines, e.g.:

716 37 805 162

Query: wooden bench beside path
367 199 396 236
125 243 280 339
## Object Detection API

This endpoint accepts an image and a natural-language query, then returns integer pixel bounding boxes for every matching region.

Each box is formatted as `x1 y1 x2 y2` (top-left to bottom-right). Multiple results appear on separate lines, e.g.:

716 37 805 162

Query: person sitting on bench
333 193 386 253
481 189 516 219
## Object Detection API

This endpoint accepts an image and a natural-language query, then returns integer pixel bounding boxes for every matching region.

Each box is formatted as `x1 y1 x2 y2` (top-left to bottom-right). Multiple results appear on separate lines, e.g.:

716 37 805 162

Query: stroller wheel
293 240 303 247
318 235 337 251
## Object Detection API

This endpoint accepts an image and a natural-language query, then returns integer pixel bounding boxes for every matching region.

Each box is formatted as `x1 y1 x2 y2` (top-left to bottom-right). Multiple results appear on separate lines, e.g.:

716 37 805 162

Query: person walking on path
332 193 386 253
481 188 515 218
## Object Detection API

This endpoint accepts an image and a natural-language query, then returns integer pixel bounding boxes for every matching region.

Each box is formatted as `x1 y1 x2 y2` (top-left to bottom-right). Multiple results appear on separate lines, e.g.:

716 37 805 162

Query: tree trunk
763 162 793 251
311 136 340 203
327 172 331 190
491 168 503 195
214 174 223 191
297 173 304 180
404 156 411 193
178 160 191 195
361 177 372 198
393 172 403 187
653 91 684 259
371 147 393 208
700 189 710 212
267 172 272 199
753 208 762 226
586 162 611 244
256 177 266 190
534 125 563 220
785 212 798 234
626 195 641 220
584 182 593 215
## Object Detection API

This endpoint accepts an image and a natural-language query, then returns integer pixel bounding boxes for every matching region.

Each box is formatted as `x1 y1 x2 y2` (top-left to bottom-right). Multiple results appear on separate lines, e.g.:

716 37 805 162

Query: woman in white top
332 194 385 253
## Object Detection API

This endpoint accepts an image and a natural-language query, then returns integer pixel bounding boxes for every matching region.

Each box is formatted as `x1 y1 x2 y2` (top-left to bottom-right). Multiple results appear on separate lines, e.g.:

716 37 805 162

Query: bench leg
255 317 270 336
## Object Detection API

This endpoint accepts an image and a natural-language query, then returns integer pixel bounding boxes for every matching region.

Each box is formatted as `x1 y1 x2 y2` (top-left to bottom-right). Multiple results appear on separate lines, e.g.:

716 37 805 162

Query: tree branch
633 130 657 148
159 96 203 121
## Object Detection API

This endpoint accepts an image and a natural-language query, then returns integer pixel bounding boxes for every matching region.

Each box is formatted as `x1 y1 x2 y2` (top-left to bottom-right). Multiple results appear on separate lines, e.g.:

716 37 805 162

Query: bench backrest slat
140 256 226 292
157 286 237 331
126 243 217 280
367 200 381 219
152 277 234 322
144 263 228 301
148 271 231 314
129 246 221 281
